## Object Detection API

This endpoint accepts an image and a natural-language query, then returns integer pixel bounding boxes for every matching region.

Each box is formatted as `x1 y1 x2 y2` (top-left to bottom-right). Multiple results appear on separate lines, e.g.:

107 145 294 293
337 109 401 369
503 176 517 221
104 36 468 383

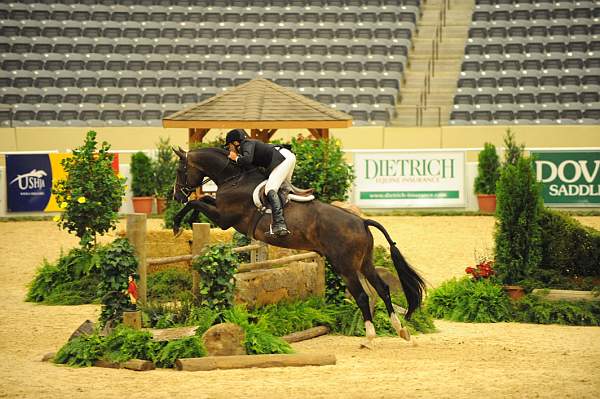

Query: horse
171 146 425 347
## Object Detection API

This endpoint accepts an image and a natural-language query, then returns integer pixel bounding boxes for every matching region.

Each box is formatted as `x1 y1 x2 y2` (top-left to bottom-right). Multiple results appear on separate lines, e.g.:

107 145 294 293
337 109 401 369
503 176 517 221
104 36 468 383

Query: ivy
53 130 126 249
97 238 138 327
192 243 239 315
154 336 206 368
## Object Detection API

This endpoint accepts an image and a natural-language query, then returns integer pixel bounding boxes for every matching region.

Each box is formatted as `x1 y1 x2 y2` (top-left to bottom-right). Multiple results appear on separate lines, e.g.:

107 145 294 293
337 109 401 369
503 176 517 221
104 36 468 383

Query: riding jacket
234 139 285 174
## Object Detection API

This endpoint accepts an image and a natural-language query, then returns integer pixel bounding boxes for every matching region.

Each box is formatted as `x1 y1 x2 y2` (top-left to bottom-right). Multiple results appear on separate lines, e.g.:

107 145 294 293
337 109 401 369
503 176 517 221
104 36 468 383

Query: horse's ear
172 146 186 159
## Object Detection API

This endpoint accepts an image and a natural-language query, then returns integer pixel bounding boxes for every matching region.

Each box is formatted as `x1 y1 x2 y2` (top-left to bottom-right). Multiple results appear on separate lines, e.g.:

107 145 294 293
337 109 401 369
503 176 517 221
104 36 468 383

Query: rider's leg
265 151 295 236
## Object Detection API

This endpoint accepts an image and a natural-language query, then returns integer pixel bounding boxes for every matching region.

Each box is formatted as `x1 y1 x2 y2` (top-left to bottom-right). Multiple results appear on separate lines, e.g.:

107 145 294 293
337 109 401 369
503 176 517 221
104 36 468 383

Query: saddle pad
252 181 314 212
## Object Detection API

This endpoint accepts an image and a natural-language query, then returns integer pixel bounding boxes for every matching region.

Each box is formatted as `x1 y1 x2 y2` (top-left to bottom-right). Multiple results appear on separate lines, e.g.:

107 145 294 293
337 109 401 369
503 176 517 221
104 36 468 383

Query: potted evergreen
474 142 500 213
154 138 178 214
130 151 155 214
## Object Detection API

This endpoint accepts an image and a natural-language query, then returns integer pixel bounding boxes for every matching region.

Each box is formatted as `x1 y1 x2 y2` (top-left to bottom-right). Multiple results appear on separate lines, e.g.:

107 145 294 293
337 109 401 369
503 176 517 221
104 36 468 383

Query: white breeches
265 148 296 193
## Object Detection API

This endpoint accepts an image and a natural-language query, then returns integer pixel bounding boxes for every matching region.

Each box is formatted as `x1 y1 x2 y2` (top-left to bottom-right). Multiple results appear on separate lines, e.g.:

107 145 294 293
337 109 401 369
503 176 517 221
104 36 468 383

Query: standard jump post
191 223 210 298
126 213 147 306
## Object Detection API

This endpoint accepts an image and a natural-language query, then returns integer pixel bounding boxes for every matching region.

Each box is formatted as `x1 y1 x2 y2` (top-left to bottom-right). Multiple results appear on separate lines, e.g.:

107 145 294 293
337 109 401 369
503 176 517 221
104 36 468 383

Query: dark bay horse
172 147 425 346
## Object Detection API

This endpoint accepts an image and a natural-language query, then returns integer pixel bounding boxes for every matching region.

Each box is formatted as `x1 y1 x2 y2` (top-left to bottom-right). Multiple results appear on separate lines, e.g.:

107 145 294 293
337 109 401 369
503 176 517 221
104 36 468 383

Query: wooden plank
163 120 352 129
532 289 600 302
94 359 121 369
232 244 265 253
282 326 330 343
149 326 198 342
122 359 155 371
238 252 320 272
175 353 336 371
147 254 194 266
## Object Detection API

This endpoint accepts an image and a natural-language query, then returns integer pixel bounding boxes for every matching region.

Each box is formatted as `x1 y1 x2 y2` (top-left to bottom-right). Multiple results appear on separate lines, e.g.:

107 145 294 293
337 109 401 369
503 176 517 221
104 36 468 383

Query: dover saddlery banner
353 150 465 208
531 150 600 206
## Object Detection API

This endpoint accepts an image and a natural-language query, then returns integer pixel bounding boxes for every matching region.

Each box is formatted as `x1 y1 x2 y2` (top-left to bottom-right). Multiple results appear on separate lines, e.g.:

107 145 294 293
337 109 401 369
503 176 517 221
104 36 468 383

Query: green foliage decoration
54 334 105 367
222 306 293 355
147 269 192 301
155 336 206 368
373 245 394 271
192 243 239 315
130 151 155 197
324 259 347 304
53 130 125 248
474 142 501 195
290 137 355 203
154 137 178 199
103 326 159 363
97 238 139 327
503 128 525 166
426 278 513 323
538 208 600 278
494 156 543 284
512 294 600 326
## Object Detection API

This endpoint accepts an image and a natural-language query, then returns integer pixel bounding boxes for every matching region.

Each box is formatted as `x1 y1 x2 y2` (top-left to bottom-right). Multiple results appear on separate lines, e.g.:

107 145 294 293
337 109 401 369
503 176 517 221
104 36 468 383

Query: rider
225 129 294 237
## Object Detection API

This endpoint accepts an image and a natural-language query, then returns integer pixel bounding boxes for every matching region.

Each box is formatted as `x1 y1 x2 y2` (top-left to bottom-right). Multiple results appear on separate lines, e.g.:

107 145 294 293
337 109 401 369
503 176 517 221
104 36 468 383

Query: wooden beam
532 289 600 302
237 252 320 272
189 128 210 146
282 326 330 343
307 128 322 139
163 119 352 129
266 129 278 141
175 353 336 371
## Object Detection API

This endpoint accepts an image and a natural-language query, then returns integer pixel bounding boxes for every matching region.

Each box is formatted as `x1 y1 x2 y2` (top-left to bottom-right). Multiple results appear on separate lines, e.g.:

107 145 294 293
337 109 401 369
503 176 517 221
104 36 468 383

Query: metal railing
396 105 444 127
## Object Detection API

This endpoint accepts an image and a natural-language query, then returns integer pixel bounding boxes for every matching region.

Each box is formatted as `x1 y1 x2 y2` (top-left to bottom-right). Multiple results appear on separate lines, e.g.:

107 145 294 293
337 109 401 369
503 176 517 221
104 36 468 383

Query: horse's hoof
359 340 374 350
399 328 411 342
173 227 183 238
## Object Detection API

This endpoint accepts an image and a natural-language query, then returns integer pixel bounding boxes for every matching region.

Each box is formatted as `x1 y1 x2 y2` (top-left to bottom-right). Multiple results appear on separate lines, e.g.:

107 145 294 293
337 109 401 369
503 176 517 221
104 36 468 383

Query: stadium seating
450 0 600 125
0 1 423 126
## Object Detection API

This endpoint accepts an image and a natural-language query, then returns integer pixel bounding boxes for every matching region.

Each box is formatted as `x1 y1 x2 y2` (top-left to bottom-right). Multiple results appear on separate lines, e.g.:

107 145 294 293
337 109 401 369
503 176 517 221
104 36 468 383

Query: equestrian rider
225 129 295 237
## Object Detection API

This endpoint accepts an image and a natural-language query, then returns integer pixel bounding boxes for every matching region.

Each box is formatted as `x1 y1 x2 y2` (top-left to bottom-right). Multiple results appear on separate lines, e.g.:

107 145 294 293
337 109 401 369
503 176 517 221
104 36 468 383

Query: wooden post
126 213 147 306
250 239 268 263
123 311 142 330
191 223 211 298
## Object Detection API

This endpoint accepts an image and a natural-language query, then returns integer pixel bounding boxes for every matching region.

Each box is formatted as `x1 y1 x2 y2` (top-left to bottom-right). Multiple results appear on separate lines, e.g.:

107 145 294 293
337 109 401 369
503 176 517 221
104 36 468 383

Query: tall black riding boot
266 190 290 237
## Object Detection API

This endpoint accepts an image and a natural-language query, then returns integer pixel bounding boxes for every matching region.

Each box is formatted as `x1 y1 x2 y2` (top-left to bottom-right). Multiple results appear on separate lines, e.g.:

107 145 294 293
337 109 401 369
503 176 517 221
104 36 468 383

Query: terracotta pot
132 196 154 214
156 197 167 214
503 285 525 301
477 194 497 213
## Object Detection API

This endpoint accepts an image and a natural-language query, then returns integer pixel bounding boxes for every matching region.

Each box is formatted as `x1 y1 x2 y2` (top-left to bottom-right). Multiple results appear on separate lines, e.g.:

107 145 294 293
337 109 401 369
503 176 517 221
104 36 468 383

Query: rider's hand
228 151 238 161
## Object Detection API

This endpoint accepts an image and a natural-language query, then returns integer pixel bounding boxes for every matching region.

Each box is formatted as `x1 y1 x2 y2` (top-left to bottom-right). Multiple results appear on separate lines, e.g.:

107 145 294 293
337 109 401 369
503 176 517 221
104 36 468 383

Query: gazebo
162 78 352 145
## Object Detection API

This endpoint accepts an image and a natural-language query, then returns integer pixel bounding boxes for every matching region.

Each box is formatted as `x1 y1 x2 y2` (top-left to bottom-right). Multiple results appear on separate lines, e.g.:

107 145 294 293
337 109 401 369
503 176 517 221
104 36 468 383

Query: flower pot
477 194 497 213
503 285 525 301
156 197 167 214
132 196 154 214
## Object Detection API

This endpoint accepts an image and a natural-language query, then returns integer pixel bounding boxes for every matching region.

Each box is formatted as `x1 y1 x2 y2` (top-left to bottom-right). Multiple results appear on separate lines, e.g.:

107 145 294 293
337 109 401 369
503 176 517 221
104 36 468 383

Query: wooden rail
238 252 320 273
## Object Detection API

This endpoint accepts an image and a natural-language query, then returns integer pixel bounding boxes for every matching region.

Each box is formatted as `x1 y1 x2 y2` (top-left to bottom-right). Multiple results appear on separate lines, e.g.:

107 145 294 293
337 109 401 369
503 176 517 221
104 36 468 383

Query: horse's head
171 146 236 203
172 146 200 203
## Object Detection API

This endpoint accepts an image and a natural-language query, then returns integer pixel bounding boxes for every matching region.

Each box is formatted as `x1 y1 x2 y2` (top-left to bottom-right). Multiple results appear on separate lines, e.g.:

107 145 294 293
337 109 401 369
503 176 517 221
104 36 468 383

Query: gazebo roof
162 78 352 129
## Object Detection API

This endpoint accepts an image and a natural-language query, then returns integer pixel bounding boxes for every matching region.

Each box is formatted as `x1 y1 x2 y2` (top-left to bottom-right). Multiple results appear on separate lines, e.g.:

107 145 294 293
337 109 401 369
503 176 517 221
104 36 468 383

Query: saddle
252 181 315 214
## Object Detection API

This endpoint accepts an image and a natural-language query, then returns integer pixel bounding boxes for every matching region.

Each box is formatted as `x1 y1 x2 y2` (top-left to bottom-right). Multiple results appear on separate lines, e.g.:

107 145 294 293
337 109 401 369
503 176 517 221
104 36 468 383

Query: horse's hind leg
344 274 377 349
362 263 411 341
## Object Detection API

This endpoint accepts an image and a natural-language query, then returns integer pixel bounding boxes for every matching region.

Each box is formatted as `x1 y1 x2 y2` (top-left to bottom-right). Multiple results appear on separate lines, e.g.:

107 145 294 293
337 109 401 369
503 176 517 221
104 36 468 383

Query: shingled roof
162 78 352 129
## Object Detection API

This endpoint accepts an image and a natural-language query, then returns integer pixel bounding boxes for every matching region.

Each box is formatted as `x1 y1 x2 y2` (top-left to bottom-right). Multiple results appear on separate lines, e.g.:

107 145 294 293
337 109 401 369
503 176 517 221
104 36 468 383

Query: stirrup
266 223 290 237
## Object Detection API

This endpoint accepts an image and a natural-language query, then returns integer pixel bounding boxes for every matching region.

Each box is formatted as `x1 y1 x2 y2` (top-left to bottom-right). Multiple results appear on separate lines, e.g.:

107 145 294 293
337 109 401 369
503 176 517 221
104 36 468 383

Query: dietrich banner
353 151 465 208
532 150 600 206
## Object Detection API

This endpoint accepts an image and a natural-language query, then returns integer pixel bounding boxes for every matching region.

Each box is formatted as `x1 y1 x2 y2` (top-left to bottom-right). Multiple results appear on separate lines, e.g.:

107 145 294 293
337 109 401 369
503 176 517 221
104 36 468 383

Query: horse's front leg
172 201 197 236
173 196 233 235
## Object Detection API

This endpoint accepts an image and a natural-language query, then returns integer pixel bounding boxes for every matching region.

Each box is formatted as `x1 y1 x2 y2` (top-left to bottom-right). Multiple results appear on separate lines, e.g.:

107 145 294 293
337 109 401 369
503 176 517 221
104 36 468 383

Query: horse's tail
363 219 426 320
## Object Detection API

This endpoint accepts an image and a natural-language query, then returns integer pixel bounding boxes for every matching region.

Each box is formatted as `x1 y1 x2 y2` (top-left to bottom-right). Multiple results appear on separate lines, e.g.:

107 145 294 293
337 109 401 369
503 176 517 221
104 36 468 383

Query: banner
532 150 600 206
6 153 119 213
353 151 465 208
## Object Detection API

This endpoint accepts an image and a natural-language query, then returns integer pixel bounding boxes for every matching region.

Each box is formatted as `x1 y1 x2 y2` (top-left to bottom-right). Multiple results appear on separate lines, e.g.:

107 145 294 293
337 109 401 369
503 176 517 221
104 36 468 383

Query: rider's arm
234 140 255 167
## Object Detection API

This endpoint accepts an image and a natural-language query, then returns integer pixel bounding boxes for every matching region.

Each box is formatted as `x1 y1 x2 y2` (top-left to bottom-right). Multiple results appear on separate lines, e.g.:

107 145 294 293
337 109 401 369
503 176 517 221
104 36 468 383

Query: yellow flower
124 185 129 191
77 196 86 204
66 195 72 200
53 216 61 222
60 202 68 209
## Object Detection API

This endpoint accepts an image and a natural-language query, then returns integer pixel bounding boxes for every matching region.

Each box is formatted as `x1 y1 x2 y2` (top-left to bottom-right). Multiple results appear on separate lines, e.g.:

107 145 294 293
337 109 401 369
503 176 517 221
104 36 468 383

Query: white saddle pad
252 181 315 213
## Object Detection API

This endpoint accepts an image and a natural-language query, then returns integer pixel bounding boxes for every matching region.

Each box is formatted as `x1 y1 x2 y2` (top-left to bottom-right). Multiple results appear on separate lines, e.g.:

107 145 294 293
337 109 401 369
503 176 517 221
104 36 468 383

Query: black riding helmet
225 129 248 146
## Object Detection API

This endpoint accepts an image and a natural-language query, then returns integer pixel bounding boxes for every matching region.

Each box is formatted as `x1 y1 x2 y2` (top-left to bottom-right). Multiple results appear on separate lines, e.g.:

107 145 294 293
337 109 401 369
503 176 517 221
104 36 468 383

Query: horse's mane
189 147 228 157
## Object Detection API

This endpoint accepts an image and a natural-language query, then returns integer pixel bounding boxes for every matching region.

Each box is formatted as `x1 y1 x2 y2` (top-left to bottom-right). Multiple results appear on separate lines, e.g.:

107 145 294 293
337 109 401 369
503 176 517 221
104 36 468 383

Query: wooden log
232 243 265 253
192 223 210 298
127 214 147 306
532 289 600 302
149 326 198 342
282 326 330 343
68 320 95 342
123 311 142 330
175 353 336 371
94 359 121 369
238 252 320 272
122 359 156 371
41 352 55 362
147 254 194 266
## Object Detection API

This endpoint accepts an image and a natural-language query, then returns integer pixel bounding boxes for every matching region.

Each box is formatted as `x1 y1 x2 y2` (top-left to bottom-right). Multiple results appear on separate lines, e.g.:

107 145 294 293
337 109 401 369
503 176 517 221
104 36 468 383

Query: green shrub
147 269 192 301
54 334 104 367
503 128 525 167
373 245 394 271
154 336 206 368
426 278 512 323
142 292 196 328
513 294 600 326
53 131 126 248
103 326 159 363
130 151 155 197
474 142 501 195
44 275 101 305
222 306 293 354
494 156 543 284
154 137 178 199
324 259 347 304
290 137 354 203
97 238 139 327
232 232 251 262
192 243 238 315
538 208 600 278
